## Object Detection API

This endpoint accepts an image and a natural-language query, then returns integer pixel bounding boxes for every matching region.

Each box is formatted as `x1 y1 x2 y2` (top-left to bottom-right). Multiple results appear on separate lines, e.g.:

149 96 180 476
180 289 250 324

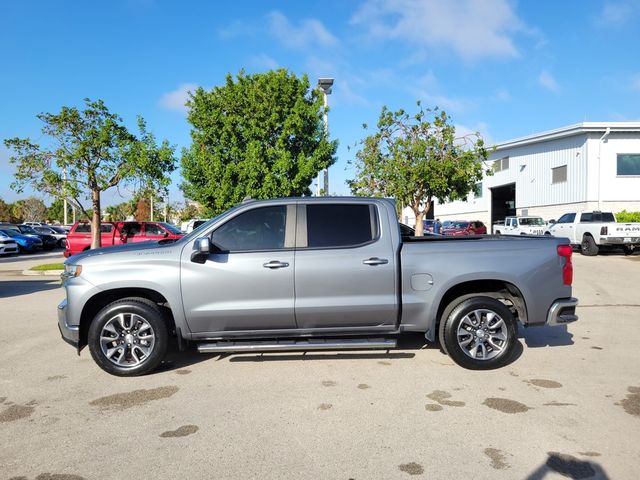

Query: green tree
105 201 135 221
15 196 48 222
0 197 12 222
181 69 337 215
4 98 176 248
349 104 490 236
47 198 69 224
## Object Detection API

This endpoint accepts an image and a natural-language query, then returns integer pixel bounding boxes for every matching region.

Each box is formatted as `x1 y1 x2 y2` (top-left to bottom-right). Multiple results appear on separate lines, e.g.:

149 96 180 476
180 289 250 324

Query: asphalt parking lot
0 251 639 479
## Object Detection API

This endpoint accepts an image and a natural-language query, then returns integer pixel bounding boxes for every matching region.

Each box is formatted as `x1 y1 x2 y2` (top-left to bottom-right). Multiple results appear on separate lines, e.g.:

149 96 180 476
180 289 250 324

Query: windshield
0 229 18 237
20 226 37 234
451 221 469 228
159 222 183 235
519 217 544 226
51 226 66 234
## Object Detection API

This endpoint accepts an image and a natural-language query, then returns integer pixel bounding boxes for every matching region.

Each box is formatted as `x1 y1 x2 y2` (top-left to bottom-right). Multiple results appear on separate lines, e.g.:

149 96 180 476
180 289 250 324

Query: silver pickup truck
58 197 578 376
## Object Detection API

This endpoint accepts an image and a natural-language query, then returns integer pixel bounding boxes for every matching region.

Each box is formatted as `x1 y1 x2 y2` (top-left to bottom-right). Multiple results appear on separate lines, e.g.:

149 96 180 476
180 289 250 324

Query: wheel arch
436 279 528 331
78 288 176 351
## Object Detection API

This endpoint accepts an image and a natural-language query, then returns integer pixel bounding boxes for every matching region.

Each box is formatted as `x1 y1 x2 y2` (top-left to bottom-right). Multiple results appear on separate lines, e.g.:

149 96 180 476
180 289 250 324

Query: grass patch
30 263 65 271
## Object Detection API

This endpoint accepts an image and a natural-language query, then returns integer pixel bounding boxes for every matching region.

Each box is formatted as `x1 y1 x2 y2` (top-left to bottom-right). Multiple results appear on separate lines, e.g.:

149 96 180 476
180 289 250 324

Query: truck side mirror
191 237 211 264
549 219 556 224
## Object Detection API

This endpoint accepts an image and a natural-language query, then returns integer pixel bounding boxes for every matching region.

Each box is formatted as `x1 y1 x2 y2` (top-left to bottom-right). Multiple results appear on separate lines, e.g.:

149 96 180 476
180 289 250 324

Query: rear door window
144 223 164 236
304 204 377 248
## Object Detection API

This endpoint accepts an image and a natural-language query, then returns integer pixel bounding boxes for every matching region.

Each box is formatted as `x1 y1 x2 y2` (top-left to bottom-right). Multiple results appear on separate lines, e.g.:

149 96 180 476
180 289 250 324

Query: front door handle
263 260 290 269
363 257 389 266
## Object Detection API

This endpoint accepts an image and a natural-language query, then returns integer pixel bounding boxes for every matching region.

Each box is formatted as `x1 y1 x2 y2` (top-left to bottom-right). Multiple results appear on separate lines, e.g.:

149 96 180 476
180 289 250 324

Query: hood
65 238 182 264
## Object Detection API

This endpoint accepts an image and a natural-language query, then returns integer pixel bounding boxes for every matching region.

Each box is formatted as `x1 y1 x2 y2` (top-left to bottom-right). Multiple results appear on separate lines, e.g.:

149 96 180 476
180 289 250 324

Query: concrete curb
22 269 64 276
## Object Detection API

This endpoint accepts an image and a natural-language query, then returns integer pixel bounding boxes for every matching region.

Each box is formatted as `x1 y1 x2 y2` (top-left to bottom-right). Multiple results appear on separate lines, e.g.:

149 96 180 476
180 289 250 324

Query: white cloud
217 20 254 39
538 70 559 93
351 0 523 60
631 73 640 91
159 83 199 114
455 122 494 148
494 88 512 102
409 71 470 113
250 54 279 70
267 11 338 50
595 1 640 26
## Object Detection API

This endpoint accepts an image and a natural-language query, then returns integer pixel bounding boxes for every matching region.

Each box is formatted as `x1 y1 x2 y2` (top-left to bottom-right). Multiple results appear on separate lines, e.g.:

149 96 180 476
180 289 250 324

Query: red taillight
557 244 573 285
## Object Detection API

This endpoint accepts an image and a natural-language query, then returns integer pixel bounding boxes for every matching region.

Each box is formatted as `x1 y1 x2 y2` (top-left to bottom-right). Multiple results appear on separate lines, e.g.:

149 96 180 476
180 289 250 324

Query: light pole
317 78 334 196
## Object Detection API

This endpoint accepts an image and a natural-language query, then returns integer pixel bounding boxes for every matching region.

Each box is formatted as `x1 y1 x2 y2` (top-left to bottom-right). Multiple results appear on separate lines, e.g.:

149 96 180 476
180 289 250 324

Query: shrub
616 210 640 222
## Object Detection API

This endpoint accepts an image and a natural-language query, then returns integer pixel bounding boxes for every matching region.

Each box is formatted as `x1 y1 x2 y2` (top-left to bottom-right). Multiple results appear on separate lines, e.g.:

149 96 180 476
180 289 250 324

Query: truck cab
495 216 545 236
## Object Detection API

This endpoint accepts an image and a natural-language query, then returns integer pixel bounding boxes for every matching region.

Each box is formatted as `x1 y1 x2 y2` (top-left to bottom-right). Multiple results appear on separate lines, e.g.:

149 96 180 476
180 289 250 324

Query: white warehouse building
403 122 640 228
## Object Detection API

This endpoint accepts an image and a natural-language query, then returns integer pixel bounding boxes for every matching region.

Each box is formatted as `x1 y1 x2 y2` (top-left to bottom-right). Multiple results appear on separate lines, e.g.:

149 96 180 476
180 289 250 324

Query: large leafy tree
181 69 337 215
15 196 47 222
349 103 490 235
4 99 176 248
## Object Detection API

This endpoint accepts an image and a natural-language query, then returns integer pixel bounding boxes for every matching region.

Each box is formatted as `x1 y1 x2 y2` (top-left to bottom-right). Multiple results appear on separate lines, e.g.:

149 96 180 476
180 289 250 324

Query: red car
64 221 184 257
442 220 487 236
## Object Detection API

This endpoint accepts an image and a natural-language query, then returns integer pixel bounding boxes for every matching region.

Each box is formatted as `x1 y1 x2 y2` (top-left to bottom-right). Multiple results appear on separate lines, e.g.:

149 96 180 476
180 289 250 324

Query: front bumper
57 298 80 348
546 297 579 326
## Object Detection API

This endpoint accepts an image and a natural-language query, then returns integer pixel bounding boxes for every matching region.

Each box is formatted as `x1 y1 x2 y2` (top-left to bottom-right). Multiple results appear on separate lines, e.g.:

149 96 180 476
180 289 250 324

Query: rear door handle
363 257 389 266
263 260 290 269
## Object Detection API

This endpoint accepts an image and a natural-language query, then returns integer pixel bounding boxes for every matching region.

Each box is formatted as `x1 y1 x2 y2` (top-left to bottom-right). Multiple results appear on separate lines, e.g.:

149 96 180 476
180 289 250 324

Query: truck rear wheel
440 296 517 370
88 297 169 376
580 235 599 256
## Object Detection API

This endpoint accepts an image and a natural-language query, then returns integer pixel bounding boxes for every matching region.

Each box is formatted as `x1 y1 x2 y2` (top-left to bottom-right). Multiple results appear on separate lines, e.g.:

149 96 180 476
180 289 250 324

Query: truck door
553 213 576 241
294 202 398 329
180 204 297 333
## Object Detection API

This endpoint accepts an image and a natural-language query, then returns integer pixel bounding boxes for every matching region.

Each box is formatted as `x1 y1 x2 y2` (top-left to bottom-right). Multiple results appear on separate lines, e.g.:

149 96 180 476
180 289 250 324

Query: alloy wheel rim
99 313 155 367
456 309 508 361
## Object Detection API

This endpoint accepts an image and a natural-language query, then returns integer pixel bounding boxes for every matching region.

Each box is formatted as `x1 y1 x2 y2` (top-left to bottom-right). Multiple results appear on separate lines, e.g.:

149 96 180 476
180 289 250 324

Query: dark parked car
34 225 67 247
443 221 487 236
0 229 43 252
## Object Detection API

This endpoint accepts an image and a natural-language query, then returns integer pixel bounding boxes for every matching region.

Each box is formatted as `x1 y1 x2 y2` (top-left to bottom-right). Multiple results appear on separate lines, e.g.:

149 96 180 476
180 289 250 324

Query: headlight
64 264 82 277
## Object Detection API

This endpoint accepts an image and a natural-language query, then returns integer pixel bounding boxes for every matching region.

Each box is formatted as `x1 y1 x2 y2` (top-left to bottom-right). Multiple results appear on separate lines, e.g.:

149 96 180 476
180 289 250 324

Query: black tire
580 235 599 256
440 296 518 370
88 297 169 376
622 245 635 255
495 230 501 235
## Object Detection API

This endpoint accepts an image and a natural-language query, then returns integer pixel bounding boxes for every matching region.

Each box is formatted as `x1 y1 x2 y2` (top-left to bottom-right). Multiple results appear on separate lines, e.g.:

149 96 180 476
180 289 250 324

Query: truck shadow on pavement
0 279 60 298
518 324 574 348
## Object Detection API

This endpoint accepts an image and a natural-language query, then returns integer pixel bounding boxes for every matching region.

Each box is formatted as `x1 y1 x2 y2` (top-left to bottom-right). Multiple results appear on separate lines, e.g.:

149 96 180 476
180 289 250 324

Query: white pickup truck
494 216 546 236
546 211 640 256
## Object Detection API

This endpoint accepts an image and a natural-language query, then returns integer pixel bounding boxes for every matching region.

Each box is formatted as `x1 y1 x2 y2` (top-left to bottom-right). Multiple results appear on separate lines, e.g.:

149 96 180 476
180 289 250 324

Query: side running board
197 338 397 354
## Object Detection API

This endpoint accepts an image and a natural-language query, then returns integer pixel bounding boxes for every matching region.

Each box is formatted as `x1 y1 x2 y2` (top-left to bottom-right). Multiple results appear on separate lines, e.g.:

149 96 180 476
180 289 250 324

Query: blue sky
1 0 639 207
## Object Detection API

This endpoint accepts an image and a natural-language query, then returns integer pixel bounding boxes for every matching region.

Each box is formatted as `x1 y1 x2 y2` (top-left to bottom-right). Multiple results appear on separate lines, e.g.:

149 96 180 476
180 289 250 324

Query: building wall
432 130 640 223
587 133 640 204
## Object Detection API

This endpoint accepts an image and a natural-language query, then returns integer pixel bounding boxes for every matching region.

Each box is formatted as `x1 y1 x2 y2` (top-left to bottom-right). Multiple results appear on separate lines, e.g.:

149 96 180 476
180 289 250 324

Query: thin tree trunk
414 207 425 236
91 189 102 249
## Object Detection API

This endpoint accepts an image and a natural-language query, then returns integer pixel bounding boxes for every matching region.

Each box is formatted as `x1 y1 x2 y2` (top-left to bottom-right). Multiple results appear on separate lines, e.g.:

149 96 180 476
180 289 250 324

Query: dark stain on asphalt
26 400 38 406
427 390 465 407
318 403 332 410
175 369 192 375
590 346 603 350
89 386 179 411
357 383 370 390
546 452 596 479
46 375 68 381
544 401 576 407
378 361 391 366
483 397 531 413
322 380 336 387
0 396 6 403
425 404 443 412
508 371 519 377
0 404 35 423
484 448 510 470
616 386 640 417
160 425 199 438
527 379 563 389
578 451 601 457
581 336 590 340
398 462 424 475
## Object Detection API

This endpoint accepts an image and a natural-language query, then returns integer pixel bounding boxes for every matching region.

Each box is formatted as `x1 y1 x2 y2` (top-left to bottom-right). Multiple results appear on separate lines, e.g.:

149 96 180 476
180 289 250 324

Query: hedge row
616 210 640 222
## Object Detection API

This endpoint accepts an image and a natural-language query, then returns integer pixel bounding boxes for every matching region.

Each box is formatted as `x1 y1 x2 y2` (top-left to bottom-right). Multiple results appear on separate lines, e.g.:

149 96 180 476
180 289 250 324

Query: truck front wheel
88 297 169 376
580 235 599 256
440 296 517 370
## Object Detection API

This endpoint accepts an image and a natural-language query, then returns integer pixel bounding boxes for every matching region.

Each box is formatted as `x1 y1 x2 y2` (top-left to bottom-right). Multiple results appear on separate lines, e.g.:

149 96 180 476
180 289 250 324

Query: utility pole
63 168 68 225
317 78 334 196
